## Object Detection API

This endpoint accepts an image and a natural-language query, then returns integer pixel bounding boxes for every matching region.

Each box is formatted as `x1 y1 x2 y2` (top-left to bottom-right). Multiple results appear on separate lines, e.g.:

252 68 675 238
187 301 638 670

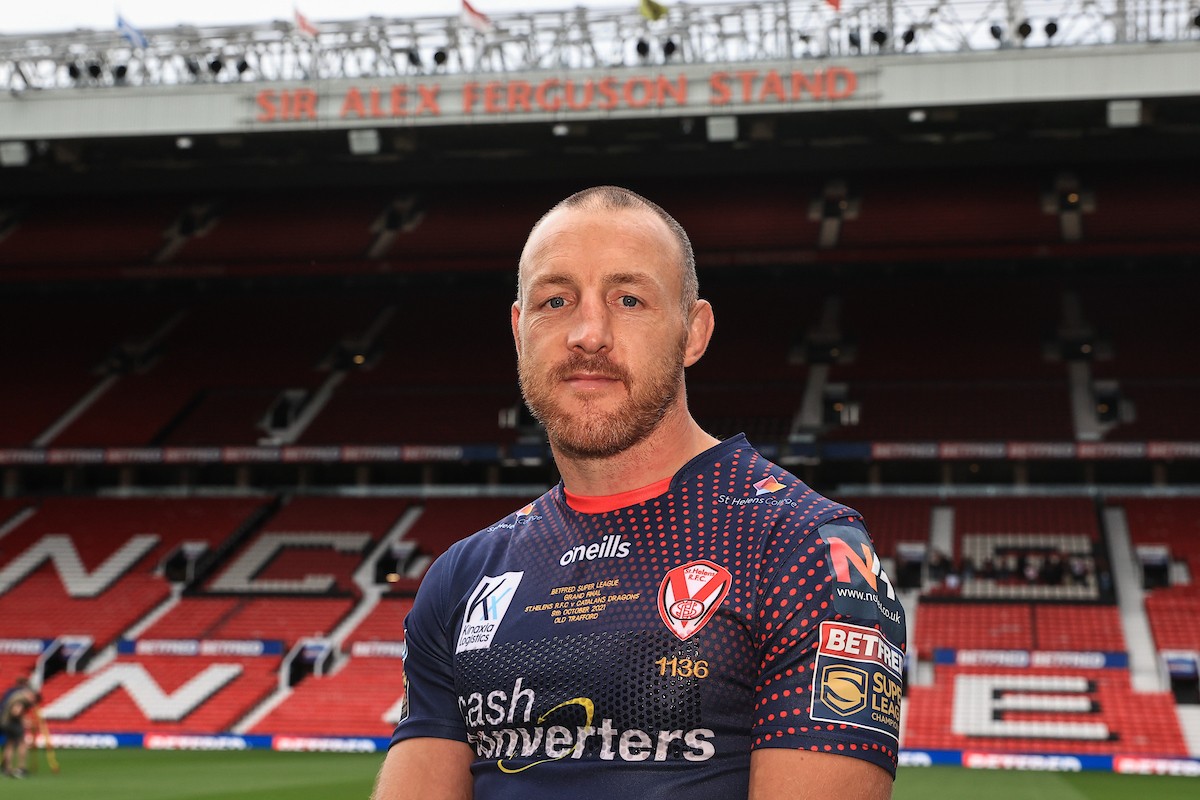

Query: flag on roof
116 14 148 50
639 0 669 22
462 1 495 34
294 7 319 38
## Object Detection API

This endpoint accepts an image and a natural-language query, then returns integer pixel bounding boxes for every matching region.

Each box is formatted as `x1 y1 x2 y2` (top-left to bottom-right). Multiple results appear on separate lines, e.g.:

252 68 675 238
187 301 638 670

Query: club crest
657 559 732 641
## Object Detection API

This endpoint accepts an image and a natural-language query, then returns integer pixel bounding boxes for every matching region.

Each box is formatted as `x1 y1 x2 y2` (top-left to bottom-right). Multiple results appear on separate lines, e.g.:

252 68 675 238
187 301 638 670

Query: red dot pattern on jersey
502 438 901 772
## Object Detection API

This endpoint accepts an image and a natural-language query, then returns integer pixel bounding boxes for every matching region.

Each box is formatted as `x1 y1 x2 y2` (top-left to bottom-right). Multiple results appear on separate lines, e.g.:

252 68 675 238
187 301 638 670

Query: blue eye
547 297 565 309
619 296 639 308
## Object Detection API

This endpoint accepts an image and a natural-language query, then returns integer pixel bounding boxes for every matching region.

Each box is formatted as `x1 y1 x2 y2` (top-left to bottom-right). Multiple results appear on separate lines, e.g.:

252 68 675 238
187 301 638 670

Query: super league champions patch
809 621 903 741
456 571 524 653
821 523 905 643
657 560 731 641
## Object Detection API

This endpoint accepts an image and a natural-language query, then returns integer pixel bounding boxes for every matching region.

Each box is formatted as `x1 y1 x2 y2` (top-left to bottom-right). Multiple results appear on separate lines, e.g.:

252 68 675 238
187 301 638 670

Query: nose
566 294 613 355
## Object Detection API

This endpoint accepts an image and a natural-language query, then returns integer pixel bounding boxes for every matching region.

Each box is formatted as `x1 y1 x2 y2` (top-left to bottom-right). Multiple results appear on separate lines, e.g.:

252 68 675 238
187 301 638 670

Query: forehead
520 206 680 288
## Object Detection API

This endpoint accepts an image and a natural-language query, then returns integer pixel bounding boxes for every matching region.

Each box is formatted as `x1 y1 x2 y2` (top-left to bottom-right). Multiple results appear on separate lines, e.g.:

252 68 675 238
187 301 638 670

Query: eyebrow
526 271 657 297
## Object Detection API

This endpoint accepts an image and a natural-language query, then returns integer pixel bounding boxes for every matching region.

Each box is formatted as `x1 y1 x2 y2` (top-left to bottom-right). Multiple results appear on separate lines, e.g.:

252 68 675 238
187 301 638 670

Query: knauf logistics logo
456 571 524 653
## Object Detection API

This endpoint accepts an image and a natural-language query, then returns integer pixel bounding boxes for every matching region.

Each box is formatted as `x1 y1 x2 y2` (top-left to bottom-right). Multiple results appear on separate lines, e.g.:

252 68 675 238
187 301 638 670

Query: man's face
512 206 692 460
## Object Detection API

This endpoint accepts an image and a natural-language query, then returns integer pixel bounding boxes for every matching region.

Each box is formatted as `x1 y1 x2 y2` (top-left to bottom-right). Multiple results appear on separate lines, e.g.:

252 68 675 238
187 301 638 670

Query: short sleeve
750 518 906 777
389 550 470 747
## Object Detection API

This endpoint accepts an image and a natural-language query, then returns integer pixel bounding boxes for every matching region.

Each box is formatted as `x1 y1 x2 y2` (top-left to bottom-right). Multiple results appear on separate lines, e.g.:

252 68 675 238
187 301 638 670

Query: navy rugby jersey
393 435 906 798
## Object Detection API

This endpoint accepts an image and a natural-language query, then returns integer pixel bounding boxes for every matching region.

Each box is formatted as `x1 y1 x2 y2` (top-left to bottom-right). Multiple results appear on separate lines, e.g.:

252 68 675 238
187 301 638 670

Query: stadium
0 0 1198 796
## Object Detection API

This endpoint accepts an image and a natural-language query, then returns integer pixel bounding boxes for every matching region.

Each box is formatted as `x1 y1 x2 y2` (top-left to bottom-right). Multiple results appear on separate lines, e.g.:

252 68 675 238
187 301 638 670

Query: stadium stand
1120 498 1200 654
49 294 384 446
904 665 1189 757
342 597 414 646
41 654 279 734
248 656 402 738
0 297 177 447
0 497 268 647
2 3 1199 769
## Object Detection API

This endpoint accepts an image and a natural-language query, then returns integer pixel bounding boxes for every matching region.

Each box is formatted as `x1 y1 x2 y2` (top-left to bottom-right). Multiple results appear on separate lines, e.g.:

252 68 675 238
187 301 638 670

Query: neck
550 402 720 497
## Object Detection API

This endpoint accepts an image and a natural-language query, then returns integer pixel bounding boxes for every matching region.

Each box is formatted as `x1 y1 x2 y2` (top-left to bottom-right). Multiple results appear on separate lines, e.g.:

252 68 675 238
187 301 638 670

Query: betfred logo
657 560 731 641
819 621 904 675
753 475 786 496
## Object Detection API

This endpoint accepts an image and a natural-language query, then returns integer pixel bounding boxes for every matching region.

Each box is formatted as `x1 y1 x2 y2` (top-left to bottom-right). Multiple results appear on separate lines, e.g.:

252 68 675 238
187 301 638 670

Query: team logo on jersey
515 503 535 518
657 560 731 641
753 475 786 495
456 571 524 653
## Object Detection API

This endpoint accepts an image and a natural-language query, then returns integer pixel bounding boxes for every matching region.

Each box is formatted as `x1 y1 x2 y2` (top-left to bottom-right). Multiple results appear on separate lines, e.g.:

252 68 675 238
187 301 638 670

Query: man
0 677 37 778
374 186 905 799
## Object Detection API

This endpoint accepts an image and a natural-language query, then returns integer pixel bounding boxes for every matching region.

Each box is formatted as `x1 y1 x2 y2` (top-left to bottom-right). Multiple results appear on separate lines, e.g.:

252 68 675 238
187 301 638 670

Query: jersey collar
560 433 750 514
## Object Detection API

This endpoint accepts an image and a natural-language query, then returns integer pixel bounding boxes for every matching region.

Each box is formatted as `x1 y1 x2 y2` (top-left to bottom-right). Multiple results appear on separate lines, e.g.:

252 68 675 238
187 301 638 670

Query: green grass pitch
2 750 1196 799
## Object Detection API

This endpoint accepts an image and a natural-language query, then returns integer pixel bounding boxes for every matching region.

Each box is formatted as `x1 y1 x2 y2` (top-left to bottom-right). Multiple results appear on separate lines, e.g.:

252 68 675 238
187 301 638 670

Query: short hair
518 186 698 313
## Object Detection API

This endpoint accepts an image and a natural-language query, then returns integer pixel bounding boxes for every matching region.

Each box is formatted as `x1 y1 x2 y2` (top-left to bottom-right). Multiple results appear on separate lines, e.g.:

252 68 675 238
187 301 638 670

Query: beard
518 334 687 460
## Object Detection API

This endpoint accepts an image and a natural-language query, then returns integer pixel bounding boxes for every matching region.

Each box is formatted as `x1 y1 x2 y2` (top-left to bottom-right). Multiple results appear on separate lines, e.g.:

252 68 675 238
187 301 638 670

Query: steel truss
2 0 1198 91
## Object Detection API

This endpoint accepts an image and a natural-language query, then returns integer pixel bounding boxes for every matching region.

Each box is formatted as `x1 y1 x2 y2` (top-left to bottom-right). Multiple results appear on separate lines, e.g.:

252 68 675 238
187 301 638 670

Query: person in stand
372 186 906 800
0 677 38 778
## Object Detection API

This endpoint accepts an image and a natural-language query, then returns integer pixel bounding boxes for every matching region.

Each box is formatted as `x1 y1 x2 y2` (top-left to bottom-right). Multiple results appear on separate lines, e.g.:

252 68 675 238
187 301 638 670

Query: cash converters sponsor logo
456 572 524 653
487 503 542 532
459 678 714 772
558 534 631 566
809 621 903 741
657 560 731 641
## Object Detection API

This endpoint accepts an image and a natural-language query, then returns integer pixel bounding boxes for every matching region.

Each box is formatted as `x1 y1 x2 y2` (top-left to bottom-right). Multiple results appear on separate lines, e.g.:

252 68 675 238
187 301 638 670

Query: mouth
563 372 622 391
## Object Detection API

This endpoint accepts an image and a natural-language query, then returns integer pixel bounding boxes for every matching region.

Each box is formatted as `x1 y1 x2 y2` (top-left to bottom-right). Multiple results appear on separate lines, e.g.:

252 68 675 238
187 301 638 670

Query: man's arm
372 737 475 800
749 749 893 800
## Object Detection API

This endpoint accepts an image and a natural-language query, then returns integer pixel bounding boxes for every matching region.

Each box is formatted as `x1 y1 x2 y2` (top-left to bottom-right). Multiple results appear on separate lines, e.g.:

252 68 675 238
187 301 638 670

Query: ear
683 299 714 368
511 301 523 357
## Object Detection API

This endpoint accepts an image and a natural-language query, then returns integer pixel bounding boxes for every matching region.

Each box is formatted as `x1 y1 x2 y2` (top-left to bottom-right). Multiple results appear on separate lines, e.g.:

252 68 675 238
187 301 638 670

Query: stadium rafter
2 0 1198 92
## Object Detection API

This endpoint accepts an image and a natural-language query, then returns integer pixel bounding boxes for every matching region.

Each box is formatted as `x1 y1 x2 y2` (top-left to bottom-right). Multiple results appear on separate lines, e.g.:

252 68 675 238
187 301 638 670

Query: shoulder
423 491 556 582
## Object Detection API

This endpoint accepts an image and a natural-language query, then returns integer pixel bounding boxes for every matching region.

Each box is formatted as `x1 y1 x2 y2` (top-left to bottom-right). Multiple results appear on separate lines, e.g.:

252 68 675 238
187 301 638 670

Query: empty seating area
249 657 403 737
1120 498 1200 653
0 497 267 647
916 603 1125 654
824 382 1073 441
398 498 537 566
204 497 408 595
835 496 936 559
51 294 384 447
0 296 174 447
821 279 1073 443
41 654 278 734
205 598 354 645
344 598 414 645
1120 497 1200 584
904 665 1188 756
